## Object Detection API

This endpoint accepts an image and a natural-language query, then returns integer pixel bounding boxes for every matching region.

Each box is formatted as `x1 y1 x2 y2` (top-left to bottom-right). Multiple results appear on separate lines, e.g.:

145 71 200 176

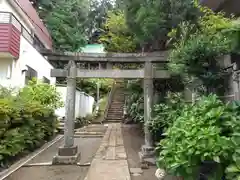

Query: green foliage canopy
167 6 240 92
100 11 137 52
34 0 114 51
123 0 200 51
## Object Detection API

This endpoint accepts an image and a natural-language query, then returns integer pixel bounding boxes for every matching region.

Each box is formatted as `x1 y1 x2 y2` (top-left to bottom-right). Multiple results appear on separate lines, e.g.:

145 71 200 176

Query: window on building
6 63 12 79
25 66 37 85
43 76 50 84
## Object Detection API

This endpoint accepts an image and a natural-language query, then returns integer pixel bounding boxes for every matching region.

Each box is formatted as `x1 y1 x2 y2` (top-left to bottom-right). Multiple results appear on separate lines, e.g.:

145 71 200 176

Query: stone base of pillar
139 145 156 169
52 145 81 165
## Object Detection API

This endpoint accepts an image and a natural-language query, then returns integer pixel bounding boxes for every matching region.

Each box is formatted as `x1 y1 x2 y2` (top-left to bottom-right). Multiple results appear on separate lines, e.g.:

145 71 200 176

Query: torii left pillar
52 60 81 164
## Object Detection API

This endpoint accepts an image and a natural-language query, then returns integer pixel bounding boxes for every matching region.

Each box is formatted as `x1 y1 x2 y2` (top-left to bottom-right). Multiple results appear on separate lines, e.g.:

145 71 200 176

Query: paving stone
105 147 116 160
130 168 143 174
132 173 142 177
85 160 130 180
85 123 131 180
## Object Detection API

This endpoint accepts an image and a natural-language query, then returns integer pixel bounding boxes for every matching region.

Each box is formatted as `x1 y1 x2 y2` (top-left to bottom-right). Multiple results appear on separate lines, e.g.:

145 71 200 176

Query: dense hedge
0 80 62 168
153 94 240 179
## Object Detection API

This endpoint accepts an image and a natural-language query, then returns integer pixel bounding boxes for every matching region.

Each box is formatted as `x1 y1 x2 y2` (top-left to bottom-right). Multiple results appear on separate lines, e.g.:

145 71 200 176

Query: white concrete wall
0 35 55 88
18 36 55 85
55 86 95 119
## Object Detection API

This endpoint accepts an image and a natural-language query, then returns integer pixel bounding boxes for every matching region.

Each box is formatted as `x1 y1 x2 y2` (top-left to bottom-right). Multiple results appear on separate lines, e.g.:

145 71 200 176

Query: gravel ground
5 137 102 180
122 124 157 180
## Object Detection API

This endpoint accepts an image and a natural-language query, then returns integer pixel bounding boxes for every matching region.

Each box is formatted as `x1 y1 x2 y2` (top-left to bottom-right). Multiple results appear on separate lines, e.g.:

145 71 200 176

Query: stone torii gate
42 50 169 164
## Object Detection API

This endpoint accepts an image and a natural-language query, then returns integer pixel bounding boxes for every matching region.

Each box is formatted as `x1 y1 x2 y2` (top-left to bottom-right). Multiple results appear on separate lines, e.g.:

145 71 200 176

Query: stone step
108 109 123 112
107 114 123 116
106 117 123 120
106 119 122 123
110 103 124 105
109 104 124 106
107 117 123 120
107 118 123 120
108 108 123 110
108 113 123 116
58 123 64 129
108 109 123 114
108 110 123 113
107 114 123 117
73 134 104 138
109 108 123 110
75 131 104 136
107 112 123 114
110 104 124 109
111 100 124 102
108 108 123 113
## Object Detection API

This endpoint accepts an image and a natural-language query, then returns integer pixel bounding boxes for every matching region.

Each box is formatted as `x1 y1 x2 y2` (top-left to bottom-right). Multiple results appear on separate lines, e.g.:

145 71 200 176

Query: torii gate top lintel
41 50 168 63
41 50 170 79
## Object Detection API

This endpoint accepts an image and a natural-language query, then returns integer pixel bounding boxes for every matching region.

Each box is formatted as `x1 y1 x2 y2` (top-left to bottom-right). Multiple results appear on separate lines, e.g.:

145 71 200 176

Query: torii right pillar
139 61 155 167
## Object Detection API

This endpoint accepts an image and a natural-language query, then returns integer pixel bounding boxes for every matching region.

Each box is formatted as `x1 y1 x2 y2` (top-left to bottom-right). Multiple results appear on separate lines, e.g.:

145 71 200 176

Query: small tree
100 11 137 52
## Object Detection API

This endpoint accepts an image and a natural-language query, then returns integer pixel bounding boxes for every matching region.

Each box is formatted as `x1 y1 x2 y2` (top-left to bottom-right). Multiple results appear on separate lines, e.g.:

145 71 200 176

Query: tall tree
31 0 89 51
32 0 113 50
124 0 200 51
86 0 113 39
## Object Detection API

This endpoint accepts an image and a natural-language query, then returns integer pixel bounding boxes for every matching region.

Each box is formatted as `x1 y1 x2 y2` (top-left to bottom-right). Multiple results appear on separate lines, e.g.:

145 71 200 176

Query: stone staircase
74 124 107 138
57 117 65 132
106 81 125 123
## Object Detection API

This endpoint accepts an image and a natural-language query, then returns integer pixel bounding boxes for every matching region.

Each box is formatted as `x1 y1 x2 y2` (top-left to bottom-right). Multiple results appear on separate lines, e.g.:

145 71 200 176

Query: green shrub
224 100 240 179
19 78 63 110
150 92 186 142
157 95 235 179
126 80 144 123
75 79 113 99
0 80 61 167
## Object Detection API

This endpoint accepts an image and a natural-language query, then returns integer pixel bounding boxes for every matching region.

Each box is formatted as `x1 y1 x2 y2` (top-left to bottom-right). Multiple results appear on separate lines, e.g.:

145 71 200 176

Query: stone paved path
85 123 131 180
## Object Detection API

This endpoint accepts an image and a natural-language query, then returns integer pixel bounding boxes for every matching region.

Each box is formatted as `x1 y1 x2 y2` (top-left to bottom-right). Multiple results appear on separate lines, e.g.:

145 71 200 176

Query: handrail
0 11 47 50
102 81 116 123
123 80 128 118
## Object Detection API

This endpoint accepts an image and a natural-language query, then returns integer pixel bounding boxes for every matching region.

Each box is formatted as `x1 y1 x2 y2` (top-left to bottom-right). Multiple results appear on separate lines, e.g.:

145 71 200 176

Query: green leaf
213 156 220 163
226 165 240 173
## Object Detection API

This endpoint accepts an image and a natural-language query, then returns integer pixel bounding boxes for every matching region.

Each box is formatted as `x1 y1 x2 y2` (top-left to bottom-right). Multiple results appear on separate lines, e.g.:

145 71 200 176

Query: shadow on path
122 124 157 180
